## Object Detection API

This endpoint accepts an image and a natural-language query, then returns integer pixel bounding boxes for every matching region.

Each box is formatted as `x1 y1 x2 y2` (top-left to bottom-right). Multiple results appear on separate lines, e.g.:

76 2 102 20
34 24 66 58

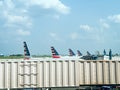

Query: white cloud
50 32 57 37
80 24 93 31
1 0 69 28
3 10 32 28
17 29 31 36
0 0 14 15
0 0 69 38
108 14 120 23
22 0 70 14
99 19 110 29
102 23 110 29
70 32 79 40
0 0 32 36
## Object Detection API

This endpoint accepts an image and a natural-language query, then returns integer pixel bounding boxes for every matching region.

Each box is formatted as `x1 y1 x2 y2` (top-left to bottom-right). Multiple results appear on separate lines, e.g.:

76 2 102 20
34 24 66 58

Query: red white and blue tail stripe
51 46 60 58
69 49 75 56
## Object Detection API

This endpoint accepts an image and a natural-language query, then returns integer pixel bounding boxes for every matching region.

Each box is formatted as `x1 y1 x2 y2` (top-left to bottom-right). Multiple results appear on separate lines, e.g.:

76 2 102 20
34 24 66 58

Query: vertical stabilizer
51 46 60 58
109 49 112 60
23 41 30 60
87 51 91 56
103 49 106 56
69 49 75 56
77 50 82 56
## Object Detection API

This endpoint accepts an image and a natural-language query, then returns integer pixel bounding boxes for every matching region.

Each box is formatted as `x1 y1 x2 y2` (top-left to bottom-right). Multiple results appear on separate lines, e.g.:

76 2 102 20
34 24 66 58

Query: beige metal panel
11 62 18 88
19 62 24 88
90 61 97 85
62 61 66 86
0 62 5 88
56 61 58 86
93 61 97 84
36 61 40 87
63 61 69 86
50 61 56 87
68 61 75 86
74 60 79 86
79 61 84 85
97 61 103 84
46 61 50 87
43 61 50 87
55 61 62 87
71 61 75 86
24 62 31 88
49 61 53 87
30 61 37 87
103 61 110 84
5 62 11 88
115 61 120 84
40 61 44 87
84 61 91 85
0 60 120 89
17 62 21 88
109 61 116 84
56 61 63 87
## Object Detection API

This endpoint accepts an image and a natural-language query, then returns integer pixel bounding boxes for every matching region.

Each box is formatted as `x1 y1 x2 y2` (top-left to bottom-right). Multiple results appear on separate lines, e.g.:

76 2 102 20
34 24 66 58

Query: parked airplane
103 49 113 60
81 51 97 60
23 41 31 60
69 49 87 59
23 42 52 60
23 42 97 60
51 46 84 59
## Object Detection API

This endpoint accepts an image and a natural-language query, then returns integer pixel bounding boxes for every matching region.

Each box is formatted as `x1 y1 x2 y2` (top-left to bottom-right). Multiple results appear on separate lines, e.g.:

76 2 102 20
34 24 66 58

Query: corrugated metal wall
0 60 120 89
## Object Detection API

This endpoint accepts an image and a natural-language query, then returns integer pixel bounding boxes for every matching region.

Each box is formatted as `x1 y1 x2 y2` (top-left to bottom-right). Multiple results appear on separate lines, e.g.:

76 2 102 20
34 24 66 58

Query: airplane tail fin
51 46 60 58
103 49 106 56
87 51 91 56
69 49 75 56
23 41 30 60
77 50 82 56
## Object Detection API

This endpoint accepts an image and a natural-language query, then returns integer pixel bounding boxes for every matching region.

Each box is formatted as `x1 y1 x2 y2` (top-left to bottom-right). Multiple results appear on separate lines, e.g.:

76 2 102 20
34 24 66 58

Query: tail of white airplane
69 49 75 56
51 46 60 58
23 41 30 60
51 47 83 59
77 50 82 56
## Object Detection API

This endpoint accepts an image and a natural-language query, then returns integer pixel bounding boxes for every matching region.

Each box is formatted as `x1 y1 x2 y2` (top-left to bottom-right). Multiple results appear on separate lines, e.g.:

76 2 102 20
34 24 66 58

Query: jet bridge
0 59 120 89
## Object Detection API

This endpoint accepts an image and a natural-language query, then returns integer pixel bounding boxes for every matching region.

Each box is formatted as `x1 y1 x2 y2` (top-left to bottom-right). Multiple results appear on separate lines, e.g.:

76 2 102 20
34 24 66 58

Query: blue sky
0 0 120 55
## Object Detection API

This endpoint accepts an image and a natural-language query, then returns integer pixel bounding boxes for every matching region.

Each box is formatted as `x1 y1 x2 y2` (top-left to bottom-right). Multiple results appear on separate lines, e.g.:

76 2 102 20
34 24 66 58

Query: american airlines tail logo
77 50 82 56
51 46 60 58
69 49 75 56
23 41 30 60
